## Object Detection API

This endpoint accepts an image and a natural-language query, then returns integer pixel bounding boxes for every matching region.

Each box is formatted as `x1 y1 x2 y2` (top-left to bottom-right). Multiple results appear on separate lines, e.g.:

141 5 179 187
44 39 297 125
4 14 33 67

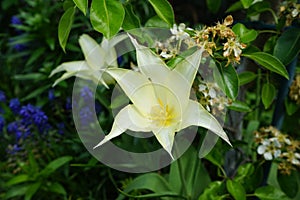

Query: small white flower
257 139 281 161
170 23 189 40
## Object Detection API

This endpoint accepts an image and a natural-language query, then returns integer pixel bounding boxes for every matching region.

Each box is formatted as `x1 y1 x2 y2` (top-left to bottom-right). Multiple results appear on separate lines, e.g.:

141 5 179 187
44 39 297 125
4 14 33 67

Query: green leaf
254 185 290 200
243 52 289 79
247 1 271 16
232 23 258 43
263 35 278 54
238 71 257 85
58 6 76 52
169 146 211 198
198 181 226 200
284 99 300 115
73 0 87 15
226 1 243 13
25 47 46 67
21 85 51 101
240 0 254 8
39 156 72 178
122 4 141 30
277 170 298 198
262 83 276 109
273 28 300 65
13 73 46 81
219 64 239 100
226 180 246 200
228 100 252 112
116 173 173 200
6 175 30 186
90 0 125 38
145 15 170 28
148 0 174 26
5 184 30 199
206 0 222 14
25 182 41 200
46 182 67 195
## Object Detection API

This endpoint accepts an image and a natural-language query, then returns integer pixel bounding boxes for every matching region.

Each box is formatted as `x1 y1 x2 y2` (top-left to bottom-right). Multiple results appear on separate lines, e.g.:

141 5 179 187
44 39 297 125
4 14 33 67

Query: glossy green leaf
243 52 289 79
221 64 239 100
149 0 174 26
226 179 246 200
273 28 300 65
262 83 276 109
238 71 257 85
25 182 41 200
73 0 87 15
145 15 170 28
58 6 75 52
263 36 277 54
232 23 258 43
240 0 254 8
39 156 72 178
254 185 290 200
122 4 141 30
206 0 222 14
277 170 298 198
228 100 252 112
90 0 125 38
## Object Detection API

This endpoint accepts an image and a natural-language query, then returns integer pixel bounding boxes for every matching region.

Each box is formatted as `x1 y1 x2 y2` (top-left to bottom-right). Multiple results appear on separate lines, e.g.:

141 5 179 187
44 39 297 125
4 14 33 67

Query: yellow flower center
149 99 175 127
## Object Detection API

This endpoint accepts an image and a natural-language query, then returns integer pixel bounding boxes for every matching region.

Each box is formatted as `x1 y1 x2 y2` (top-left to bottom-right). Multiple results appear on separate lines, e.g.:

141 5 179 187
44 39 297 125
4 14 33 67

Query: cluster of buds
254 126 300 175
193 15 246 66
155 15 246 66
289 74 300 105
197 81 231 116
279 0 300 26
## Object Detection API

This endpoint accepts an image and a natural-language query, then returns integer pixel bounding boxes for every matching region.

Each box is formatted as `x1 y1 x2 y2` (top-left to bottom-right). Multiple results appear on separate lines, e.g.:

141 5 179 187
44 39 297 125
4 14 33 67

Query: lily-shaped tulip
50 34 126 87
94 37 231 159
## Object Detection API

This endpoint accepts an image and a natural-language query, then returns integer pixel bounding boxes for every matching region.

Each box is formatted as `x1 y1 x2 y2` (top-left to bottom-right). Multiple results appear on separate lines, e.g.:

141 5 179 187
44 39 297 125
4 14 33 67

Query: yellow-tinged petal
79 34 105 70
50 61 89 77
106 68 157 115
94 105 150 148
153 126 176 160
180 100 231 146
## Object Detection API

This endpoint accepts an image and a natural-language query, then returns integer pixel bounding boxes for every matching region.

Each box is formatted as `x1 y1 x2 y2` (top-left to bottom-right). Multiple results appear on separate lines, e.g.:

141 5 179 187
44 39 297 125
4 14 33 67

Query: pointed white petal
173 48 203 89
94 105 150 148
50 61 88 77
79 34 105 70
106 68 157 114
101 34 128 67
129 35 170 84
153 127 176 160
180 100 231 146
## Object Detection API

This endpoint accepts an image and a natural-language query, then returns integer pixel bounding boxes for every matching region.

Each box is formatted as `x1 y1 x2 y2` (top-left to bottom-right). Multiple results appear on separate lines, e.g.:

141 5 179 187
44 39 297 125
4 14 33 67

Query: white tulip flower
50 34 126 87
94 37 231 159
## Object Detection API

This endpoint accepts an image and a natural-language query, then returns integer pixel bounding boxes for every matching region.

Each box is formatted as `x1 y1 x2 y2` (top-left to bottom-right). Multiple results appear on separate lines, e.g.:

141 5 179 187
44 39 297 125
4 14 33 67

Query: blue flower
79 106 93 127
57 122 65 135
65 97 72 110
0 90 6 102
7 144 22 155
9 98 21 114
19 104 49 133
7 121 30 140
80 86 93 102
48 89 55 101
11 16 22 25
0 115 5 132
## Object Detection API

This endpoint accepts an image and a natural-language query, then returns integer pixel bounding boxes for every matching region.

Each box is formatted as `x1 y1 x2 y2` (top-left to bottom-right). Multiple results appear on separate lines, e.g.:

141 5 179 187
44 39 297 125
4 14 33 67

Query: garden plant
0 0 300 199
